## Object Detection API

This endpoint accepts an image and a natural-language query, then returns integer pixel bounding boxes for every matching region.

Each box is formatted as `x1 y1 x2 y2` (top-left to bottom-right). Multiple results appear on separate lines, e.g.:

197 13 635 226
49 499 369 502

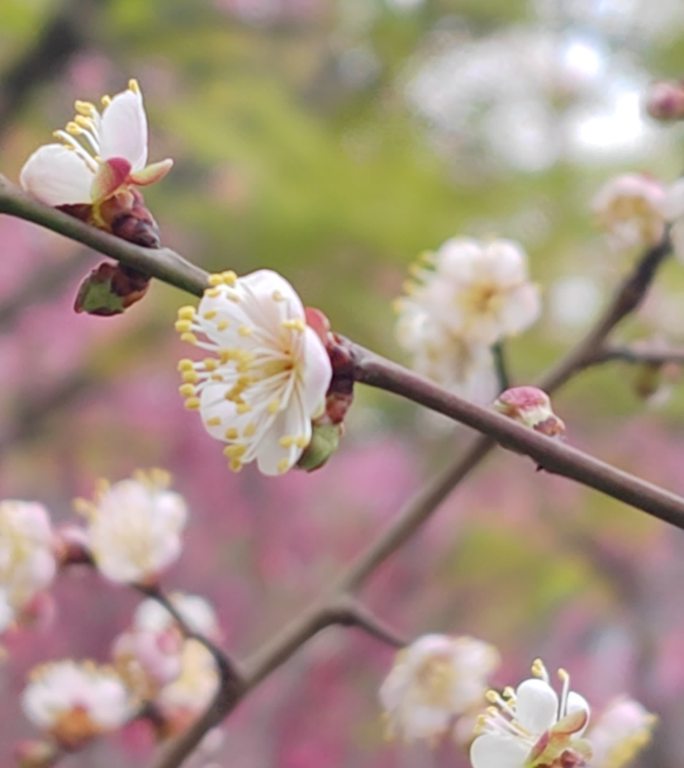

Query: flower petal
129 158 173 186
299 326 332 416
470 733 529 768
99 87 148 170
515 678 559 735
255 391 311 475
20 144 94 205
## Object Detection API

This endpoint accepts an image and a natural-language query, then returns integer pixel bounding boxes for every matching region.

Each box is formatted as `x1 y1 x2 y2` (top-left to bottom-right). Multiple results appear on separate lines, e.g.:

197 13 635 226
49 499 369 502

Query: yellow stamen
178 383 196 397
217 320 229 332
225 427 239 440
128 78 140 94
181 371 199 384
74 100 96 116
277 458 290 474
238 325 252 336
177 306 196 320
174 320 192 333
180 332 198 344
267 398 281 414
178 359 195 371
101 94 112 107
203 310 217 320
282 318 305 332
236 403 251 414
184 397 201 410
206 417 222 427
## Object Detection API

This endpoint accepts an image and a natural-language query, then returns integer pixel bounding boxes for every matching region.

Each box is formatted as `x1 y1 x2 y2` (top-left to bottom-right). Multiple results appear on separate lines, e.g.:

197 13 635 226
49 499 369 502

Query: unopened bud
74 262 150 316
645 80 684 122
297 423 341 471
493 386 565 438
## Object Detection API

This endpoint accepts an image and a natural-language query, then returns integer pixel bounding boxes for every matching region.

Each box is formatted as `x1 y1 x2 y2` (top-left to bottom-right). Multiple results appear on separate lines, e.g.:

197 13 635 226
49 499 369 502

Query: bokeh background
2 0 684 765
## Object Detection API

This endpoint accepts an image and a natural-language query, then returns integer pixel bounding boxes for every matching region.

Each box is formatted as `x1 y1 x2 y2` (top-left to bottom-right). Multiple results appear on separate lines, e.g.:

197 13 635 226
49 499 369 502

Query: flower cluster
379 634 500 743
21 660 135 750
395 238 541 403
76 469 187 585
113 592 220 702
0 501 56 635
176 269 333 475
470 659 592 768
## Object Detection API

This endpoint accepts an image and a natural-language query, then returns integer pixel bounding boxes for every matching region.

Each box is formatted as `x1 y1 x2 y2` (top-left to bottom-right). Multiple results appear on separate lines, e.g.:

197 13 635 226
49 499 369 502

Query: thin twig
135 584 244 686
586 344 684 368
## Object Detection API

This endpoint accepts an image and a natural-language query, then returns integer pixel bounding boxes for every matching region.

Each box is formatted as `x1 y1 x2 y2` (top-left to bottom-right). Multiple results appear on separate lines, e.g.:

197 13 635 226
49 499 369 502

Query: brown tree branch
0 175 674 768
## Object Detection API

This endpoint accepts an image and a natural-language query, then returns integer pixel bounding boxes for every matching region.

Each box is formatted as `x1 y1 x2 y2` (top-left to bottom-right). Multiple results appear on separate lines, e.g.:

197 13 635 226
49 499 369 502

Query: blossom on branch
177 269 333 475
20 79 172 211
156 639 219 733
470 658 591 768
113 592 220 699
21 660 135 750
589 698 656 768
395 238 540 402
379 634 499 743
0 501 56 635
592 174 666 250
76 469 187 585
396 298 500 404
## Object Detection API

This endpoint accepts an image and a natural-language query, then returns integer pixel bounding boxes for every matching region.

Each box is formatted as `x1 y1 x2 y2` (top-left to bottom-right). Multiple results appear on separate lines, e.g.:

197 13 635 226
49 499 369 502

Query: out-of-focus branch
586 344 684 368
0 174 673 768
0 0 99 135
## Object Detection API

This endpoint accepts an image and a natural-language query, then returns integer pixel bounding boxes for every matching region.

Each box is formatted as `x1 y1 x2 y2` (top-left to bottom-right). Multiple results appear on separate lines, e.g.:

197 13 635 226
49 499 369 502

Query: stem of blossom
492 341 511 391
0 176 210 298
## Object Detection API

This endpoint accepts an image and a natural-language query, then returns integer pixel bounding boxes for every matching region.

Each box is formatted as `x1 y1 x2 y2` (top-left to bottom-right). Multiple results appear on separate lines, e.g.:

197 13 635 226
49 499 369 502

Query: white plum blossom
379 634 500 743
589 698 656 768
20 79 172 208
176 269 333 475
396 297 500 404
471 659 591 768
113 593 220 698
78 469 187 585
395 239 539 402
0 501 56 634
592 173 667 250
157 639 219 729
22 660 135 749
405 238 541 345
